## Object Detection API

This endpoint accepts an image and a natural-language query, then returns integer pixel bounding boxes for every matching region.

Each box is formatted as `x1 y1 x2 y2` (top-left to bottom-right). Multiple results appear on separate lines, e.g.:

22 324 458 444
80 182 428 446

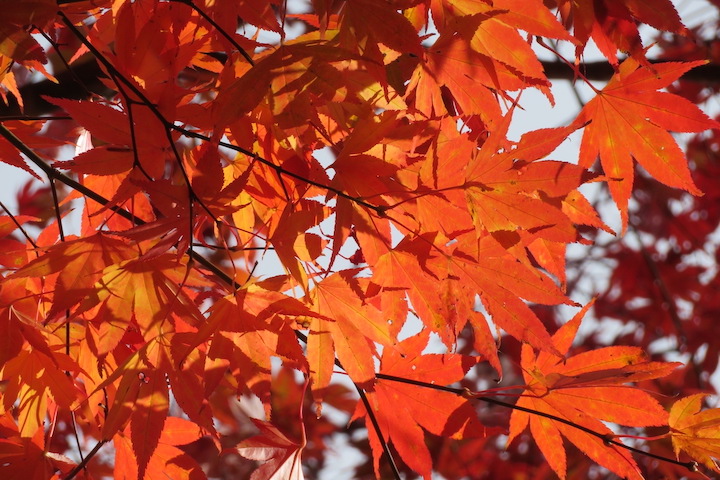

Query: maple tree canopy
1 0 720 479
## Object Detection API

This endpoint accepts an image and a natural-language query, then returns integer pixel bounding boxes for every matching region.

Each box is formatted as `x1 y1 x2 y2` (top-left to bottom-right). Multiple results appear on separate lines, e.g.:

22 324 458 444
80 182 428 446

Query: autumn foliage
2 0 720 478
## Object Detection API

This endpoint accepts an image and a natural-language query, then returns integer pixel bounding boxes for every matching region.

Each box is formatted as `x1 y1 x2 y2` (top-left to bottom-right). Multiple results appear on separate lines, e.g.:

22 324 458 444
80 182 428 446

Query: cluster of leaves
1 0 720 479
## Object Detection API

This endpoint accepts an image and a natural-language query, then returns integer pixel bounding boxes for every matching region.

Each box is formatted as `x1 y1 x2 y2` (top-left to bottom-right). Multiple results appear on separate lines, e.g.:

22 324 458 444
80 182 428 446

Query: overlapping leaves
508 303 680 479
0 0 717 479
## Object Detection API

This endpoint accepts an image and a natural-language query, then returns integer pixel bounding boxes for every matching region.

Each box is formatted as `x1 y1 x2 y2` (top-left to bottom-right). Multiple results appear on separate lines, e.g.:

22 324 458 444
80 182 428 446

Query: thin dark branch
57 12 387 217
0 115 72 121
631 228 687 343
375 373 699 472
69 413 85 464
169 0 255 66
0 200 39 249
111 78 155 182
63 440 106 480
49 178 65 242
629 226 707 391
541 58 720 84
294 331 403 479
357 389 402 480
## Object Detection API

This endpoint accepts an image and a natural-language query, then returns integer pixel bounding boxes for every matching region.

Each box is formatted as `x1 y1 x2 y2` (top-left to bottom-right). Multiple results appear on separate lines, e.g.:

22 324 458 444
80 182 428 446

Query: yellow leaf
669 394 720 472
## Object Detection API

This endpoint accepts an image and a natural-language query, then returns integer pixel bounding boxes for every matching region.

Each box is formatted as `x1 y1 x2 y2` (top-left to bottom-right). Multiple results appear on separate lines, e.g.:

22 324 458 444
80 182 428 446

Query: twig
1 123 405 478
168 0 255 66
57 11 387 217
64 440 106 480
375 373 698 472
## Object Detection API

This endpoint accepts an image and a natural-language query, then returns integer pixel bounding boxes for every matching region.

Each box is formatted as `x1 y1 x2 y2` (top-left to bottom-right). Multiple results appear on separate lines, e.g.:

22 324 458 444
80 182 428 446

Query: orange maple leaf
508 302 680 479
576 59 720 229
113 417 207 480
45 97 169 179
200 289 309 411
352 331 487 480
77 254 208 355
0 414 76 480
11 233 135 319
306 271 397 400
555 0 684 64
1 349 80 437
465 117 589 245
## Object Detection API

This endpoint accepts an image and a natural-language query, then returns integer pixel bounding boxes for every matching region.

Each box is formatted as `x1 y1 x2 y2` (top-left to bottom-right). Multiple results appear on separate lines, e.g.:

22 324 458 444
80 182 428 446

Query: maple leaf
374 229 571 373
306 271 398 400
576 59 720 229
492 0 576 42
413 31 503 122
669 394 720 473
0 0 56 75
45 97 169 179
98 352 151 441
449 233 572 355
465 115 589 245
339 0 422 59
0 415 76 480
0 55 20 108
1 349 81 437
113 417 208 480
11 233 136 319
0 122 47 179
0 212 38 269
352 331 487 479
268 199 331 292
213 40 368 131
199 289 309 411
508 302 681 479
76 254 208 354
100 0 215 114
408 5 554 122
4 0 720 478
554 0 685 64
237 418 306 480
131 370 170 480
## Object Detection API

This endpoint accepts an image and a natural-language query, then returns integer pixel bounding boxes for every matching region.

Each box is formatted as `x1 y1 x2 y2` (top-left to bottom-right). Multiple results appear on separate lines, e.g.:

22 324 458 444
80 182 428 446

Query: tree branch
375 373 700 473
3 54 718 118
64 440 107 480
0 124 404 480
542 58 720 83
